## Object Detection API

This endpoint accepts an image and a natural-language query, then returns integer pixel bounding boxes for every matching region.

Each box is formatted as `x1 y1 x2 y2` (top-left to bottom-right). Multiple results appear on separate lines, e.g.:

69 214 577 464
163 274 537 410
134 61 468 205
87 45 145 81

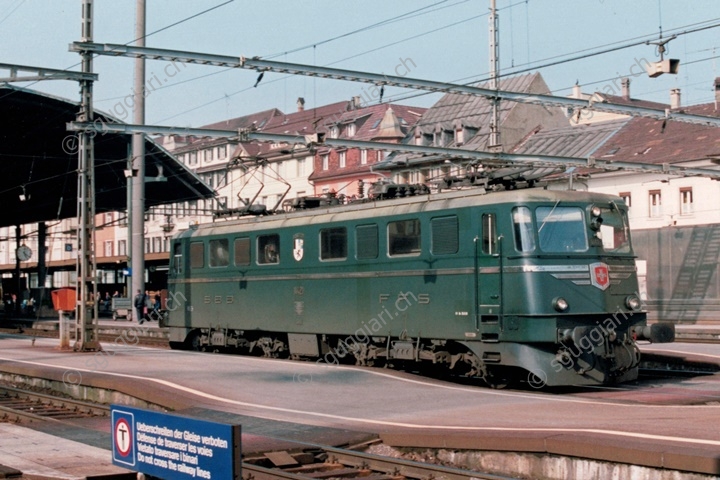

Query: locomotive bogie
167 188 674 387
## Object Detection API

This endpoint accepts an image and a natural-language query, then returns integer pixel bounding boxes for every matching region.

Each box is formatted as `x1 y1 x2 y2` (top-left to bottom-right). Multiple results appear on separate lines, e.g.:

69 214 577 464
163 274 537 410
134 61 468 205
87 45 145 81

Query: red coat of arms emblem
589 262 610 290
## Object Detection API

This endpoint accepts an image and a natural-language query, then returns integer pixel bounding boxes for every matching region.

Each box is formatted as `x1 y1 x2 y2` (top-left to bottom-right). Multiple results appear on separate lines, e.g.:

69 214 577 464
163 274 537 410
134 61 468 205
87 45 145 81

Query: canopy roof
0 85 214 227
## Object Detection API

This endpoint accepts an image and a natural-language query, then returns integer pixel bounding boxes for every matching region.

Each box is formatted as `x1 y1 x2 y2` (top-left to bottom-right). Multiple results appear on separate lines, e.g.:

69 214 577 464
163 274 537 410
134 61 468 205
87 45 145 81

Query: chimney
297 97 305 112
670 88 681 109
351 95 362 110
572 83 582 98
621 78 630 100
714 77 720 110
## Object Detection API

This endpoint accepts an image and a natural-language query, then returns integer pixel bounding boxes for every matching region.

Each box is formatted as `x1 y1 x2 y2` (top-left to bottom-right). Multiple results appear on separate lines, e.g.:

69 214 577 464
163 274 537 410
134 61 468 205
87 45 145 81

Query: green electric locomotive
166 187 674 387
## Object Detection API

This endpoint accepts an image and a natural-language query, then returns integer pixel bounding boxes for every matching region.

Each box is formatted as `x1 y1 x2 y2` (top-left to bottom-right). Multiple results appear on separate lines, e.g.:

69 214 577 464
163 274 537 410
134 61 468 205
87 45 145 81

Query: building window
218 145 226 159
144 238 151 254
360 149 367 165
680 187 693 215
190 152 197 165
104 240 113 257
215 171 227 188
619 192 632 207
329 126 339 139
455 129 464 145
297 158 306 177
104 212 113 225
649 190 662 218
347 123 356 137
118 240 127 256
339 151 346 168
205 148 213 162
322 154 329 171
153 237 162 253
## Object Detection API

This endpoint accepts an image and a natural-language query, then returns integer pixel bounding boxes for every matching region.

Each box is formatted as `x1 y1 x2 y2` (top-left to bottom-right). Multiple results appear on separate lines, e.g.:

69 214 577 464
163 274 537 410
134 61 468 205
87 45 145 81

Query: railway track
0 385 109 424
243 443 515 480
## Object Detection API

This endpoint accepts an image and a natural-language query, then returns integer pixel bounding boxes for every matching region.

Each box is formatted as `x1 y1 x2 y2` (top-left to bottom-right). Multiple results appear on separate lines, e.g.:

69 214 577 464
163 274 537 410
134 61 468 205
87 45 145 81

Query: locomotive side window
172 242 183 274
257 234 280 265
209 239 230 267
536 207 587 253
320 227 347 260
599 207 631 253
388 219 421 256
356 224 378 259
431 215 458 255
482 213 497 254
190 241 204 269
234 237 251 266
512 207 535 252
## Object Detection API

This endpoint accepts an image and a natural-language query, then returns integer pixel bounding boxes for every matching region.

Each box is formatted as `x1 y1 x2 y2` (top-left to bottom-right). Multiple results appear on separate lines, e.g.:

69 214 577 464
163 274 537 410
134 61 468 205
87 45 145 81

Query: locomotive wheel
483 366 517 389
185 330 203 351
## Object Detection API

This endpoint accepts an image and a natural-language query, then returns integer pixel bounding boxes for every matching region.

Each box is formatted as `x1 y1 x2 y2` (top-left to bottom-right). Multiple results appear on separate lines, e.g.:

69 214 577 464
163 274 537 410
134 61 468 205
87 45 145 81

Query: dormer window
455 129 464 145
347 123 356 137
330 126 339 139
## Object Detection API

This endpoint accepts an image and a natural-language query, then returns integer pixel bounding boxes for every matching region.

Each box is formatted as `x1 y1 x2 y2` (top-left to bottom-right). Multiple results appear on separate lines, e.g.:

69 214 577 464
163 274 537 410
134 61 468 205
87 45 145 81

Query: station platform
0 325 719 478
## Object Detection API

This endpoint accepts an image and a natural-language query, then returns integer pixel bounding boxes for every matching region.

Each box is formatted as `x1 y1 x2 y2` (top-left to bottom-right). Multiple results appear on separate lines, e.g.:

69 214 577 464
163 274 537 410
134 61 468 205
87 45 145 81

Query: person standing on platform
133 289 146 325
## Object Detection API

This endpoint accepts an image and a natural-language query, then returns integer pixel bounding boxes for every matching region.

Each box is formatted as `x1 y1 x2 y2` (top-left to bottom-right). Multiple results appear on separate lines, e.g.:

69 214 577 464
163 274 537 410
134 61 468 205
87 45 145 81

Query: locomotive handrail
497 235 505 329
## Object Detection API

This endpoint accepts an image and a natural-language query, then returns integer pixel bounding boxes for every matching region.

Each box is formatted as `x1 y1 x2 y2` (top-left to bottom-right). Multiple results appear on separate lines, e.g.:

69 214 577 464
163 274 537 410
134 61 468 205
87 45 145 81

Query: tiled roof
598 94 669 111
172 108 284 153
203 108 283 130
512 119 628 158
592 102 720 164
411 73 538 135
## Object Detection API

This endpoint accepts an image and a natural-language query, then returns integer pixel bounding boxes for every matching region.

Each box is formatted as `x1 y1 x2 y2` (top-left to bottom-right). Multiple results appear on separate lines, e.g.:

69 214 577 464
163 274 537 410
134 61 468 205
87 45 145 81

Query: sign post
111 405 241 479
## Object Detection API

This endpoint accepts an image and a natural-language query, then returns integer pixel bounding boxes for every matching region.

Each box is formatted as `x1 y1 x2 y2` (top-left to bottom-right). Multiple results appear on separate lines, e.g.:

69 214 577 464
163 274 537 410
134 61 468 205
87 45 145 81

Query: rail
0 385 109 424
244 444 515 480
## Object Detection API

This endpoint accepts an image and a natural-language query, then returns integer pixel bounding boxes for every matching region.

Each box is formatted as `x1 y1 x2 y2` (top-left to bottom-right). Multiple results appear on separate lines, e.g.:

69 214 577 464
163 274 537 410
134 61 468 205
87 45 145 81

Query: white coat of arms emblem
293 235 304 261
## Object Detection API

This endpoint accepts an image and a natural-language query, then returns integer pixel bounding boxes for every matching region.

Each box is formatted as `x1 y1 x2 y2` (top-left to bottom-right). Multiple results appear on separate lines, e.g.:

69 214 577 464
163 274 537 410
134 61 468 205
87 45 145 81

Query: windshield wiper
538 200 560 233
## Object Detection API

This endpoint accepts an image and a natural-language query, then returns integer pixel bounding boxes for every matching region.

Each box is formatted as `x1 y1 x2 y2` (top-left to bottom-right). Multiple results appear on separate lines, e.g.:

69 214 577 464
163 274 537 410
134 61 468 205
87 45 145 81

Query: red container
51 288 76 311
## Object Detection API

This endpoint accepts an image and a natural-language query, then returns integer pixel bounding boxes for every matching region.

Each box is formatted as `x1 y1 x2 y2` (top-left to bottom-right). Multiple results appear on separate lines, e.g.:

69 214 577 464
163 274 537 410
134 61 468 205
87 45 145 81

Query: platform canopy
0 84 214 228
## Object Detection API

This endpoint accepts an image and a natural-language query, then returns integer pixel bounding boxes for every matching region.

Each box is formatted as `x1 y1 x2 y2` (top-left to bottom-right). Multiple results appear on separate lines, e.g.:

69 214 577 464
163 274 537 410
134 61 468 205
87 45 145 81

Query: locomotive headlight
590 205 602 217
553 297 569 312
625 295 642 311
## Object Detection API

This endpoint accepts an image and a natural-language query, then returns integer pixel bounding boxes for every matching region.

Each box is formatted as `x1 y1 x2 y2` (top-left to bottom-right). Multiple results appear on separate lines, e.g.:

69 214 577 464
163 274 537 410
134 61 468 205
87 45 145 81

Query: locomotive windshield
535 206 588 253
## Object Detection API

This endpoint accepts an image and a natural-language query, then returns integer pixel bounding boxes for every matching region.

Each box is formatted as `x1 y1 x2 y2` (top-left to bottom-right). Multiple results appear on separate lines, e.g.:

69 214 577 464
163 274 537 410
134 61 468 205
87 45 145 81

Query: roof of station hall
0 84 214 228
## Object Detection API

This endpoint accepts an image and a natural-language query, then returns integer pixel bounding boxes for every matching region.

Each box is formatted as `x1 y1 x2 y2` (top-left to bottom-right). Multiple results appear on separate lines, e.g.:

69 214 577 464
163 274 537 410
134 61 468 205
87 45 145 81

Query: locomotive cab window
388 219 421 256
512 207 535 252
209 239 230 267
599 207 631 253
356 224 378 259
234 237 251 266
482 213 497 254
320 227 347 261
190 241 204 269
257 234 280 265
431 215 458 255
536 206 587 253
172 242 183 274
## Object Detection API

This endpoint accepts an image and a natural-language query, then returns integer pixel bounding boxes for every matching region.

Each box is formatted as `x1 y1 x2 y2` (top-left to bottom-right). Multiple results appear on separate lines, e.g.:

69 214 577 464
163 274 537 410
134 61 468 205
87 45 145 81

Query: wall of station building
563 172 720 323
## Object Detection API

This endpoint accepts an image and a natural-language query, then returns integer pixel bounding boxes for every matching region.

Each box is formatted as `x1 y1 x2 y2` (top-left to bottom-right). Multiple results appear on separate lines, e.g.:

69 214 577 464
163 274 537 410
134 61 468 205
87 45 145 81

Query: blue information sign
111 405 241 480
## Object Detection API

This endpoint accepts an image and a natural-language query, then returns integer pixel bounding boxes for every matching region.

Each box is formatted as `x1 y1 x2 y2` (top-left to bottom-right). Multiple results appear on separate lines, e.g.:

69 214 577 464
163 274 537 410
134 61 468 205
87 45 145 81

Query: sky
1 0 719 128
